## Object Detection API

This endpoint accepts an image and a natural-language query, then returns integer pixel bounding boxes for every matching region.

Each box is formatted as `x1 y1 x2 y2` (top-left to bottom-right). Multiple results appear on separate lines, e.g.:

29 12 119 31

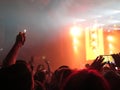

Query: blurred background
0 0 120 71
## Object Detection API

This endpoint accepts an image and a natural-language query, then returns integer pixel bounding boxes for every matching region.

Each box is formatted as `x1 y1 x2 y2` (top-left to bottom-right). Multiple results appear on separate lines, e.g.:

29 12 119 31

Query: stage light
109 43 113 49
24 29 27 33
107 36 113 41
91 33 97 38
70 26 81 37
91 41 97 47
73 38 79 45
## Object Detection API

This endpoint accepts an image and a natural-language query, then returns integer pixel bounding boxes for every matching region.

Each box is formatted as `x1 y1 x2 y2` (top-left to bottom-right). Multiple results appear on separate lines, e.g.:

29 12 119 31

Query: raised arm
89 55 106 71
2 32 26 67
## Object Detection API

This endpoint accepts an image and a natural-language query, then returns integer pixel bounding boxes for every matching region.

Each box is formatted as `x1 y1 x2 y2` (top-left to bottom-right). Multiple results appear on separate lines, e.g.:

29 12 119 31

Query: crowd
0 32 120 90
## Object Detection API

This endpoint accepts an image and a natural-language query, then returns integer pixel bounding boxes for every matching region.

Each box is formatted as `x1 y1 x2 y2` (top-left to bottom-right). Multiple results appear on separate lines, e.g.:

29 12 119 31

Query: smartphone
102 55 115 63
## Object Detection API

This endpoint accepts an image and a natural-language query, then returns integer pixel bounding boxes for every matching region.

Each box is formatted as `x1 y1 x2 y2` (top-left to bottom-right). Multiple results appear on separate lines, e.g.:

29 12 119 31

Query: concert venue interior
0 0 120 71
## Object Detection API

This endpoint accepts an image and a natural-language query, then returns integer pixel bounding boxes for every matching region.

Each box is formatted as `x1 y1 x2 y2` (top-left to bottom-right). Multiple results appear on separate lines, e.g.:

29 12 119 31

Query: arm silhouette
2 32 26 67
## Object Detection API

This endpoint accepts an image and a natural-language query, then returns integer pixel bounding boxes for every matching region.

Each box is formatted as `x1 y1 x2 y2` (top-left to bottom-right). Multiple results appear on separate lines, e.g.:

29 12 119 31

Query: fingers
90 55 105 71
101 62 106 67
16 32 26 46
95 55 104 63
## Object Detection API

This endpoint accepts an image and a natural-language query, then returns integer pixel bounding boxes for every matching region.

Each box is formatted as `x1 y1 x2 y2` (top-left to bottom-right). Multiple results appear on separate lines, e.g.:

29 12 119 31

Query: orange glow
69 25 85 69
70 26 81 37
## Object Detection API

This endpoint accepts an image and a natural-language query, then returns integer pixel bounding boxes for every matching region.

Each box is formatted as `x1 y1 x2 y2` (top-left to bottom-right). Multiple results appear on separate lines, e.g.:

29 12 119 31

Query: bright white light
73 38 79 45
115 67 118 70
91 33 97 38
91 41 97 47
24 29 27 33
107 36 113 41
70 26 82 37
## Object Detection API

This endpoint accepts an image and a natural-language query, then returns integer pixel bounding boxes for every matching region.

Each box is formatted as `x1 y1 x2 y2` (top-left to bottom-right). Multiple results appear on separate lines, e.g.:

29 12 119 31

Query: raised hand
107 61 116 71
2 32 26 67
111 53 120 67
90 56 106 71
15 32 26 47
